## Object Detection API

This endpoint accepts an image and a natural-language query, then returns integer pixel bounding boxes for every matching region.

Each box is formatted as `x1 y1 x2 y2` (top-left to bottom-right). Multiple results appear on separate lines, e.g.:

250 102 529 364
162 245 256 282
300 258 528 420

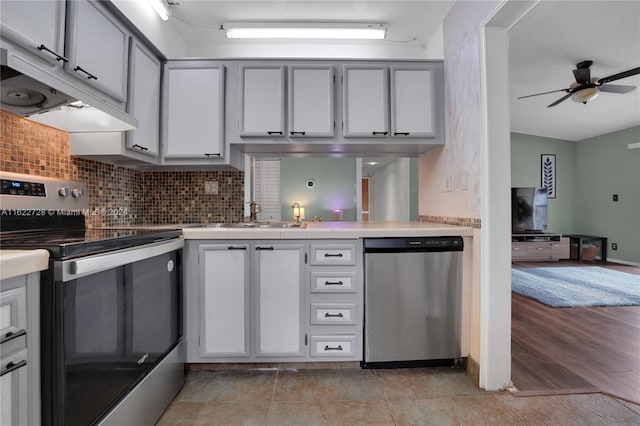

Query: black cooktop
0 228 182 260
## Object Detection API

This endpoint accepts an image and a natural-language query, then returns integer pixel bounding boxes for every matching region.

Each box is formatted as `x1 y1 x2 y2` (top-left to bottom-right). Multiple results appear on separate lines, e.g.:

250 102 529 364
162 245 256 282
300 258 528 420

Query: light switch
440 175 452 192
204 181 219 195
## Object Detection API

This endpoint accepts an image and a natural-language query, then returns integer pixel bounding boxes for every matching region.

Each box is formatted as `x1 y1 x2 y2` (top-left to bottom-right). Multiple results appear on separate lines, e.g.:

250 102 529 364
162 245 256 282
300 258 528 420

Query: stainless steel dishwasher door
364 244 462 365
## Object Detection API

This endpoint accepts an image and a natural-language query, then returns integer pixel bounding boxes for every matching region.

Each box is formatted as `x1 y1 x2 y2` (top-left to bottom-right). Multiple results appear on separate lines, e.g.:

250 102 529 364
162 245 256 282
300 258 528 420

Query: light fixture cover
571 87 599 103
148 0 169 21
224 22 387 40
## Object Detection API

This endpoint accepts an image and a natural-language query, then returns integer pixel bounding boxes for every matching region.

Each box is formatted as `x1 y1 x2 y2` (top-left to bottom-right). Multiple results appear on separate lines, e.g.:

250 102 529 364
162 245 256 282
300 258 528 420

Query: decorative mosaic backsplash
419 215 481 229
0 110 244 227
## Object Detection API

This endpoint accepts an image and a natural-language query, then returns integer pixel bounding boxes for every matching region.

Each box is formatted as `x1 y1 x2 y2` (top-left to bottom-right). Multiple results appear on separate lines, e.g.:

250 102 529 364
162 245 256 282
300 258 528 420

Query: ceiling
147 0 639 142
508 1 640 141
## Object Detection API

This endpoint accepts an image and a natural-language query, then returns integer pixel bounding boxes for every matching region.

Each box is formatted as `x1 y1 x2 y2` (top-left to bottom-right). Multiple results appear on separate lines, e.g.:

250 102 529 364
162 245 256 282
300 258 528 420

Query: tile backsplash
0 110 244 227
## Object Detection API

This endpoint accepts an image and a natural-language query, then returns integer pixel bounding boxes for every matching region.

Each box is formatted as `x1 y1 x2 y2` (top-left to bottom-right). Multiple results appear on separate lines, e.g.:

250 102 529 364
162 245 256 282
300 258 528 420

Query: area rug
511 267 640 308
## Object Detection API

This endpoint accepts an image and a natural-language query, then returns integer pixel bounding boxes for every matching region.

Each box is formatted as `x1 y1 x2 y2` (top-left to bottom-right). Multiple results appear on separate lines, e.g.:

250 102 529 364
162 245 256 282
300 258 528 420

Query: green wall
511 133 577 234
511 127 640 264
574 126 640 264
280 158 356 221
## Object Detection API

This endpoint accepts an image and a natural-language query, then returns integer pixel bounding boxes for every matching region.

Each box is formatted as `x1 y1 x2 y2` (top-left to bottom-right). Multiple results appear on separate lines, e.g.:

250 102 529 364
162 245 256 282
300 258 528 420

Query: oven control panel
1 178 46 196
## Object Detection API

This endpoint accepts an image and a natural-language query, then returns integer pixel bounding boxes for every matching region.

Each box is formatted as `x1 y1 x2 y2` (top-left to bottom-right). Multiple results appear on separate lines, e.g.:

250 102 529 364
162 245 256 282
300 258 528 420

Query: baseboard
607 258 640 267
462 356 480 385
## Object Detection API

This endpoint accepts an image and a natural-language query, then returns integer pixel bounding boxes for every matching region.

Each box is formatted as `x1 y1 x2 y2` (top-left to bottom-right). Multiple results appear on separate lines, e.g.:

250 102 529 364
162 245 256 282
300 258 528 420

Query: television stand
512 233 570 261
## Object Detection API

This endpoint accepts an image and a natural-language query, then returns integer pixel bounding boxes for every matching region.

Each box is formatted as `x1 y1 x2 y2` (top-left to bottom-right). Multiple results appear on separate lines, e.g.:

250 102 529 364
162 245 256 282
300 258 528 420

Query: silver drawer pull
324 312 344 318
324 345 343 351
324 280 343 286
324 253 343 258
1 360 27 377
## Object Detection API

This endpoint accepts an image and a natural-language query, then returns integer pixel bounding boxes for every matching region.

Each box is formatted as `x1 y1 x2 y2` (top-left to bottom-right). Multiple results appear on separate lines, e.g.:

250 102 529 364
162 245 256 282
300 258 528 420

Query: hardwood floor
511 261 640 404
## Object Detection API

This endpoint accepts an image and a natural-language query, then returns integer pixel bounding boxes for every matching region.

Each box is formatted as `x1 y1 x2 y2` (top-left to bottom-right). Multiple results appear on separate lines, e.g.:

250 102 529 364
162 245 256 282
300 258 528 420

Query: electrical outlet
204 181 218 195
612 243 618 251
440 175 452 192
613 194 619 202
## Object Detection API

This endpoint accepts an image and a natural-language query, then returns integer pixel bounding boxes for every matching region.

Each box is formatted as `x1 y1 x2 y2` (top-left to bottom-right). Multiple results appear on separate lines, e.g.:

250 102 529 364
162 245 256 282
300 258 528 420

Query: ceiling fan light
571 87 599 104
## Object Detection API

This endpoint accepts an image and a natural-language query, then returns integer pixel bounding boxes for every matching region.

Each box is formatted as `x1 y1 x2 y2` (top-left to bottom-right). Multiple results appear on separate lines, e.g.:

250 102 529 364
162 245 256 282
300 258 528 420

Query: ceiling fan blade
547 93 572 108
517 88 569 99
597 67 640 85
599 84 637 94
573 68 590 84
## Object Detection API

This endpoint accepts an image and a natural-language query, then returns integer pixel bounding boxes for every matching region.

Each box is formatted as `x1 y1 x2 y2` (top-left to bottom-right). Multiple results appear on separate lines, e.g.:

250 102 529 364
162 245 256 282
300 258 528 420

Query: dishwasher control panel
364 236 463 252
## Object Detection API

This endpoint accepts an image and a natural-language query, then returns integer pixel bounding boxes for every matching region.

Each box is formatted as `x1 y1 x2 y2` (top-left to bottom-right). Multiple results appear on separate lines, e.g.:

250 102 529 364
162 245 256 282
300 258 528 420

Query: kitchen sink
204 222 307 229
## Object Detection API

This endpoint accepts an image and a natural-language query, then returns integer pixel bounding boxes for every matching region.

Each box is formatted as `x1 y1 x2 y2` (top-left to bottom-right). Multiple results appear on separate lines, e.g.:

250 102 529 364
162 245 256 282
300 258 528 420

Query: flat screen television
511 187 548 233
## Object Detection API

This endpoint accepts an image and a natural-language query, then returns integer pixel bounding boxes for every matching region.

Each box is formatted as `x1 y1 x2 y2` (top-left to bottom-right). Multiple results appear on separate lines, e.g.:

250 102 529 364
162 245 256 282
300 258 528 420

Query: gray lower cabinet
0 273 40 426
184 239 362 363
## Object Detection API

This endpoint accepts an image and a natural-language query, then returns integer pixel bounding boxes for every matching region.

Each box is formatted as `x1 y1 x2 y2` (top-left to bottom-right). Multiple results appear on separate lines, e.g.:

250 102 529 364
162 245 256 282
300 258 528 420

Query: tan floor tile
156 401 203 425
175 370 277 403
267 400 394 425
194 401 270 426
273 368 385 401
374 367 494 399
387 396 521 425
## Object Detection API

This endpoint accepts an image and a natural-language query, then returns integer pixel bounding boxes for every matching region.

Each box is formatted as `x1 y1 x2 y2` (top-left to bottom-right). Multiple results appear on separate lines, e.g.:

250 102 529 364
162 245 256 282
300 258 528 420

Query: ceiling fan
518 60 640 107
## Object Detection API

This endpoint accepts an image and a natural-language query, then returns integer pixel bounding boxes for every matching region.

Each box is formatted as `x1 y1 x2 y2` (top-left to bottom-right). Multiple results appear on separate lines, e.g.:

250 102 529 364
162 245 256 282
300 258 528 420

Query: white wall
372 158 410 221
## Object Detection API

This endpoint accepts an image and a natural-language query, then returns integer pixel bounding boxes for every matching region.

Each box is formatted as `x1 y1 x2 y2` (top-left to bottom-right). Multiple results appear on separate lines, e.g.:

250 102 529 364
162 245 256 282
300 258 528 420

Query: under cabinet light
223 23 387 40
148 0 170 21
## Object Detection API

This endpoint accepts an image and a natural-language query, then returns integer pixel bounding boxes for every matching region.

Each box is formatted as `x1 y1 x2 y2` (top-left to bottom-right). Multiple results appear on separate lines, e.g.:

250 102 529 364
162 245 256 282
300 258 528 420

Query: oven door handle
61 238 184 280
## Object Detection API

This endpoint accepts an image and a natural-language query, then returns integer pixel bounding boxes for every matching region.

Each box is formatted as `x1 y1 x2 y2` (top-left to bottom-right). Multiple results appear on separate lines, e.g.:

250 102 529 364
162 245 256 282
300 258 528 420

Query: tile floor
156 367 640 425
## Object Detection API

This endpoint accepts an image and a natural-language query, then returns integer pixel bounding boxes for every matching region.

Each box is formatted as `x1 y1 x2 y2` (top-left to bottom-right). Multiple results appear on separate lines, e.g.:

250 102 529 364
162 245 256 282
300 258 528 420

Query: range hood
0 47 136 132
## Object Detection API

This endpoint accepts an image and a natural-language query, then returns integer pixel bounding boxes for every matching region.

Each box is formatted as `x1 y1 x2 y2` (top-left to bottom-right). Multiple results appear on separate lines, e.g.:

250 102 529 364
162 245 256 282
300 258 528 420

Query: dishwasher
362 236 463 368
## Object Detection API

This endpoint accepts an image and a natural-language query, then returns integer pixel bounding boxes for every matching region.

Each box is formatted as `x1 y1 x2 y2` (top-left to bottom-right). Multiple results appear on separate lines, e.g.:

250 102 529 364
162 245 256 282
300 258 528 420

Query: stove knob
58 187 71 197
71 188 84 198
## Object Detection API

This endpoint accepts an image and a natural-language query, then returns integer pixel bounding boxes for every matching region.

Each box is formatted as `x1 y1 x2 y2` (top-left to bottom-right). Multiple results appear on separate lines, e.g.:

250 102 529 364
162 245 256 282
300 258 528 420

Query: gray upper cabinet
239 65 286 137
288 65 335 137
163 62 225 158
65 0 129 103
342 65 389 137
390 67 435 138
0 0 66 64
126 39 160 157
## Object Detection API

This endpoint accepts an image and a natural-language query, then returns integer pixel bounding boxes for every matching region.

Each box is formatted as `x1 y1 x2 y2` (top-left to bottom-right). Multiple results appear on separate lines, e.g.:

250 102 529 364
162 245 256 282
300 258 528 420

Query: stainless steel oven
0 172 185 425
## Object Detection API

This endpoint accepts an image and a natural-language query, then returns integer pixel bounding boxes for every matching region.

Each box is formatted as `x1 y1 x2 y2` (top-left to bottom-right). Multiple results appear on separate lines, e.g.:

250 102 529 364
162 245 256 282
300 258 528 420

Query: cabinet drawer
310 271 356 293
0 286 27 340
310 303 357 325
310 335 356 357
309 244 356 266
527 245 551 257
511 245 528 258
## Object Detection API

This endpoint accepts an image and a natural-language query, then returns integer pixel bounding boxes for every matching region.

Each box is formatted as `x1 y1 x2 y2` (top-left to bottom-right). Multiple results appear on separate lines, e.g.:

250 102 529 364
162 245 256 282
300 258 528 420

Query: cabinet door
65 0 129 102
126 40 160 157
342 65 389 137
288 65 334 137
254 244 304 357
0 350 29 426
390 67 435 137
239 65 285 136
164 63 225 158
200 245 250 357
0 0 66 64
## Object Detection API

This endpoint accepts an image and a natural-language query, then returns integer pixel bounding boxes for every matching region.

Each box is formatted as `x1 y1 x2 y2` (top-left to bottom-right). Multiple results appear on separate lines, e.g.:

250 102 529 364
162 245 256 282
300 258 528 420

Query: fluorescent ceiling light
148 0 169 21
224 23 387 40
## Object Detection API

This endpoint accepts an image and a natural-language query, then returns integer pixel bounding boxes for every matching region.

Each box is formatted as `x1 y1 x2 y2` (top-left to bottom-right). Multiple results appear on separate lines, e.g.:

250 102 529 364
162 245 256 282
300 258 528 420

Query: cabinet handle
37 44 68 62
324 253 343 258
290 131 306 136
394 132 410 136
324 312 344 318
227 246 247 250
1 360 27 377
372 131 388 136
256 246 274 251
267 131 283 136
324 280 344 286
73 66 98 80
132 144 149 151
204 153 221 157
324 345 343 351
0 329 26 344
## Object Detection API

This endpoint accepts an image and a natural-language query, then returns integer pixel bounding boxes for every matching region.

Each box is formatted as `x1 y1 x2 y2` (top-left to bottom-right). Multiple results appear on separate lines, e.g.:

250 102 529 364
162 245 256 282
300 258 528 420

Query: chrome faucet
249 201 261 222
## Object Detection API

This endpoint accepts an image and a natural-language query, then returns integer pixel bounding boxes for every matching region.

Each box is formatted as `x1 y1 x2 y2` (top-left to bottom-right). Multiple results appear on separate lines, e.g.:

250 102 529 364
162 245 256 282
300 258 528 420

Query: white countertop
0 249 49 280
181 221 473 240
